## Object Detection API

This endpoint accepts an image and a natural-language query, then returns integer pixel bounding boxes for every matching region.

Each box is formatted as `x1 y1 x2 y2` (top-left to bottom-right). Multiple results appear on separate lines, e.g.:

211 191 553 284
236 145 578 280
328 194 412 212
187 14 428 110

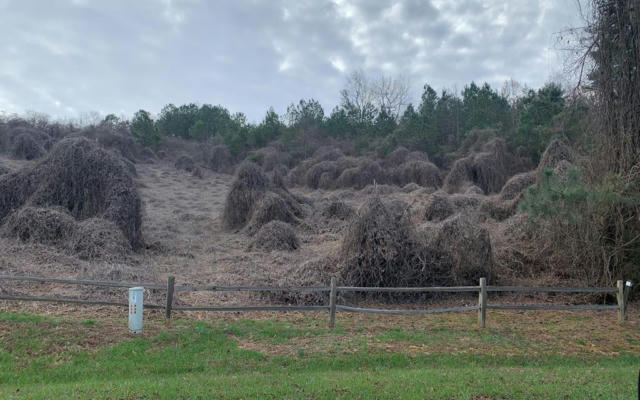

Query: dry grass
1 303 637 360
0 134 628 317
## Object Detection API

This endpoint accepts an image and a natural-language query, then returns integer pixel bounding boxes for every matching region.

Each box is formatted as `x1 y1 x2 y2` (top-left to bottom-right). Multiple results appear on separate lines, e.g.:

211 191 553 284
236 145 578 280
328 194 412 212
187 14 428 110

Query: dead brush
11 132 45 160
444 138 516 194
249 220 300 252
322 199 355 220
0 137 143 249
500 171 536 200
266 257 336 305
138 147 158 162
536 139 576 184
69 218 132 260
2 206 75 245
305 161 339 189
222 162 268 230
246 192 299 235
339 196 440 289
391 160 442 188
84 126 138 162
335 159 386 189
175 154 195 172
268 164 289 188
209 144 233 173
191 165 205 179
430 213 493 285
424 193 454 222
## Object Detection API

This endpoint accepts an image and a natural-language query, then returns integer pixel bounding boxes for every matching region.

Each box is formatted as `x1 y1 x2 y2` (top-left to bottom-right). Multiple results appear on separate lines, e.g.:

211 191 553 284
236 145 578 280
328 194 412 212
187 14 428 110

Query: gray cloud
0 0 582 122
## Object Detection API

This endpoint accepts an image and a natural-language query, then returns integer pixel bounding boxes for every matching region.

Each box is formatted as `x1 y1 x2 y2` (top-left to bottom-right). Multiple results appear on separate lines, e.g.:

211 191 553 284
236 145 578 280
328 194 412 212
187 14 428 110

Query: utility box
128 287 144 334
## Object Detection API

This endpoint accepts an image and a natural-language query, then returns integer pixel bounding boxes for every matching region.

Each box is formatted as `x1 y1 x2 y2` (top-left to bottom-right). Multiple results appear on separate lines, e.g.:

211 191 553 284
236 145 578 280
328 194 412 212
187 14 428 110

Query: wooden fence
0 274 632 328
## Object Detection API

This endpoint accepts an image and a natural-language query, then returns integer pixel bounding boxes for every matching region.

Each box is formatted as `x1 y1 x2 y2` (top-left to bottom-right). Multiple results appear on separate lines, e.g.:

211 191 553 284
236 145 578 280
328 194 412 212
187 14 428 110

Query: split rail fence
0 275 632 328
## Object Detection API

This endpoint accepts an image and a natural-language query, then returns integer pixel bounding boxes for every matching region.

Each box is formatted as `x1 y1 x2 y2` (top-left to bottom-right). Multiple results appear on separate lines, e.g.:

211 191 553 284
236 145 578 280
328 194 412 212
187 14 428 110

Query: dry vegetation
0 82 633 311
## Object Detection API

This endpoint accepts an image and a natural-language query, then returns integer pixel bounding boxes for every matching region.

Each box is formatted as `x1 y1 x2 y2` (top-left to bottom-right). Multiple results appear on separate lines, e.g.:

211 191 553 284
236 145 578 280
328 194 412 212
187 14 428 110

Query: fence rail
0 274 632 328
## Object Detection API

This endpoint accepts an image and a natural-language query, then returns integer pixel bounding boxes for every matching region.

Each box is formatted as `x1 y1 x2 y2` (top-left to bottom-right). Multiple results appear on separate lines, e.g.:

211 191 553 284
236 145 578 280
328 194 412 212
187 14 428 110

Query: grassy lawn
0 307 638 399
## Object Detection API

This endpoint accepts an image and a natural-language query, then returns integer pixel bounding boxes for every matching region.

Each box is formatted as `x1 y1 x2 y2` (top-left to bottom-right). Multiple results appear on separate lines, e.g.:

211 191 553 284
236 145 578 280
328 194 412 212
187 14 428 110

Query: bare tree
374 74 410 119
340 70 375 117
499 78 524 107
340 70 410 121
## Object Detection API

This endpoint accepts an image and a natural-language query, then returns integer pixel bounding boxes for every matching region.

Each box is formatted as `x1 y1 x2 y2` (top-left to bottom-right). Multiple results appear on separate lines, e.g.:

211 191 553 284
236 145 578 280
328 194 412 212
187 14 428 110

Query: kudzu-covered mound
0 137 143 249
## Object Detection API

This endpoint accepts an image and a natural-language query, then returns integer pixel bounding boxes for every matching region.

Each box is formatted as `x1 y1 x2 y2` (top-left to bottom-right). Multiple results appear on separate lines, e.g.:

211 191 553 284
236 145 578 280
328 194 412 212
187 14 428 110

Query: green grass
0 311 638 399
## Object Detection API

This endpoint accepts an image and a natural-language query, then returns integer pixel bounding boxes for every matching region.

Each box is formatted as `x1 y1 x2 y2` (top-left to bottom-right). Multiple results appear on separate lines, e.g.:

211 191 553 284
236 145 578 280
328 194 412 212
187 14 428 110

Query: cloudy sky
0 0 583 122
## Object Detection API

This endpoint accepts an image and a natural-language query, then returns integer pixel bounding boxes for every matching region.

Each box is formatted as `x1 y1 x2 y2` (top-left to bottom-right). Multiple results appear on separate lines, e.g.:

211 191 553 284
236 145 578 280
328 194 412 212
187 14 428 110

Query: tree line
126 73 587 166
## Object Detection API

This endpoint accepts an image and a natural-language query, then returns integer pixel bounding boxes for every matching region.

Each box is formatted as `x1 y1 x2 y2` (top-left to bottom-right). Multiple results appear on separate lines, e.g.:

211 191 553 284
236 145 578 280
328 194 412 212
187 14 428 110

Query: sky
0 0 584 122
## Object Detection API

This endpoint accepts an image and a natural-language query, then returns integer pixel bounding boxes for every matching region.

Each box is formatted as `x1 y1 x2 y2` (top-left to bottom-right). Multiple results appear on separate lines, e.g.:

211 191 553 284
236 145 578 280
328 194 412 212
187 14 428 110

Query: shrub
444 138 515 194
430 213 493 285
249 221 300 252
402 182 422 193
139 148 158 162
335 159 385 189
536 139 575 184
210 145 233 173
221 162 268 229
246 192 298 234
267 258 335 305
0 137 143 249
69 218 132 260
520 166 640 285
391 160 442 188
339 196 437 287
191 165 205 179
500 171 536 200
322 199 355 220
11 133 45 160
175 155 195 172
425 193 454 221
2 207 75 244
305 161 339 189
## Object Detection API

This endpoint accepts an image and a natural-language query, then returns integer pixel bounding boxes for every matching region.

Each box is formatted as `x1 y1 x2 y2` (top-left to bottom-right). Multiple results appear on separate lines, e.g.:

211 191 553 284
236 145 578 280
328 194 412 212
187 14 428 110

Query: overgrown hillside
0 0 637 302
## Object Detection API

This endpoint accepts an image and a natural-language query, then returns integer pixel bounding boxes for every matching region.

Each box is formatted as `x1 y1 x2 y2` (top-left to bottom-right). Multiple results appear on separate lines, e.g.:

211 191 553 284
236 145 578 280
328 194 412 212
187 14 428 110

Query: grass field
0 306 638 399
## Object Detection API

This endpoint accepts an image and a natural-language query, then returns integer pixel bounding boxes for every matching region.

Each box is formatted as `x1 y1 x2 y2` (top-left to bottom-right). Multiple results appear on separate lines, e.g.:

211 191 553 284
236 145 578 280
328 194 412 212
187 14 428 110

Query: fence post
478 277 486 328
617 280 626 323
329 277 337 329
165 276 175 320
